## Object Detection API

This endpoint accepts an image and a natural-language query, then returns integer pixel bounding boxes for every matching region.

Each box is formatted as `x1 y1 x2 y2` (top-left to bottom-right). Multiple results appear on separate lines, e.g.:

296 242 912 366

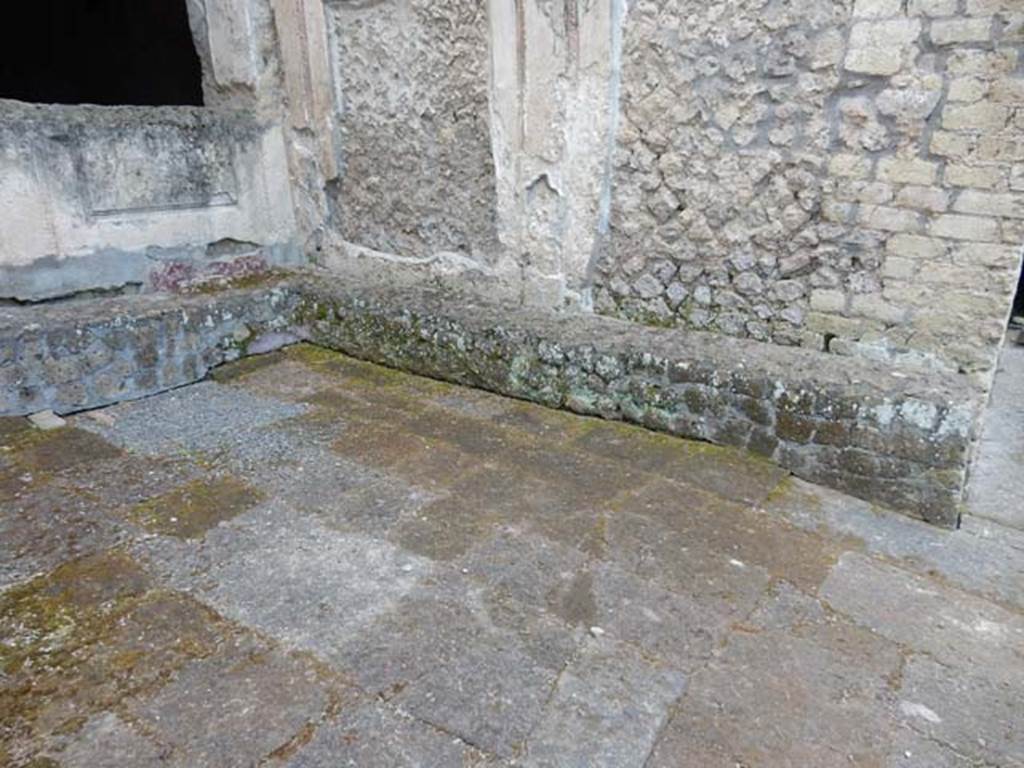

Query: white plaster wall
0 103 298 300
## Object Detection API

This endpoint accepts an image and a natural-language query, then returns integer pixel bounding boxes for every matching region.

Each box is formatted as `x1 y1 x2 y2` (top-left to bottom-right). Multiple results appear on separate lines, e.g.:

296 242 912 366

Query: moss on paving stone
490 401 602 444
288 282 977 526
2 350 1020 765
125 476 264 539
0 548 240 761
7 427 123 475
0 550 151 750
0 458 47 504
210 350 288 382
0 417 32 443
0 550 150 677
287 343 411 388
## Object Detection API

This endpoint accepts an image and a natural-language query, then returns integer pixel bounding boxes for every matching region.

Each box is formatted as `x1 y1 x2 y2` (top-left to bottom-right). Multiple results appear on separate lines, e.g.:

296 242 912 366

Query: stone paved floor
2 344 1022 768
969 343 1024 531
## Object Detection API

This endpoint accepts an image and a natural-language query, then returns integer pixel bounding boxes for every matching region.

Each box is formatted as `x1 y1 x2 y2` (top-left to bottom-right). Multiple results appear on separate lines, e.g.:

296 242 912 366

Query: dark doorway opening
1011 263 1024 342
0 1 204 106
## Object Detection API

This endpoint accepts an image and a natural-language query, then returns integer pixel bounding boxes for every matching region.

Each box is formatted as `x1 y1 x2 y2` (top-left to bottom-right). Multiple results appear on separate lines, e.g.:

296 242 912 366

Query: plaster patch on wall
0 102 298 300
82 121 239 215
325 0 500 263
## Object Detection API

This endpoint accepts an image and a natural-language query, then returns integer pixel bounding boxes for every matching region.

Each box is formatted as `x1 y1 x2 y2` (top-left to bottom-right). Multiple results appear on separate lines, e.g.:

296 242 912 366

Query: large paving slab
968 344 1024 530
1 347 1021 767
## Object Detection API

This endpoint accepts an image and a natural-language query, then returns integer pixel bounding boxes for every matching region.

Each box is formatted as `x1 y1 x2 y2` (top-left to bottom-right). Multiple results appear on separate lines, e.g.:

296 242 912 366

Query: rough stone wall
0 283 299 416
594 0 1024 378
324 0 500 263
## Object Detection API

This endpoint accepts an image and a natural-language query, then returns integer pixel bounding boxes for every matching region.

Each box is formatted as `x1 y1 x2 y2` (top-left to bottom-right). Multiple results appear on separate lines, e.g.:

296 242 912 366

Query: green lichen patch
8 428 123 475
285 344 411 390
282 342 341 368
210 350 287 383
1 578 231 757
184 269 286 295
125 477 263 539
52 453 204 513
492 401 606 444
0 550 150 678
570 418 786 506
302 388 375 415
0 416 32 444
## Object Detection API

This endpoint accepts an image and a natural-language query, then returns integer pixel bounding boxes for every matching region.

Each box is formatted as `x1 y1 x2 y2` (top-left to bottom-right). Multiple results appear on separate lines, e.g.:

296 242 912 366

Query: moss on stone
1 552 230 756
8 428 123 475
125 476 263 539
211 350 287 383
0 550 149 677
0 416 32 443
185 269 285 295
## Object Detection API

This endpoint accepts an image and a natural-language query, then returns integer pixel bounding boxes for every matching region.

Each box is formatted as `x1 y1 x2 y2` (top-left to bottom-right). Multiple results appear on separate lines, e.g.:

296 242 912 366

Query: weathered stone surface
293 276 980 526
140 503 434 656
968 344 1024 530
47 713 169 767
457 529 730 670
2 352 1022 767
325 0 499 262
7 427 123 474
821 552 1024 673
78 380 305 458
128 646 334 767
0 552 232 764
520 639 686 768
328 577 578 758
763 476 1024 610
0 281 299 417
0 102 299 302
645 614 903 767
49 450 205 511
617 477 843 591
0 485 127 591
123 477 264 539
897 654 1024 765
593 0 1020 381
281 700 493 767
572 420 787 506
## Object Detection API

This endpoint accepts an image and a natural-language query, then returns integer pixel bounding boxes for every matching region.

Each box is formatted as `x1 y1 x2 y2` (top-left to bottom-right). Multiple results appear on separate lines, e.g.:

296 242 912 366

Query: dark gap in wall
0 1 203 106
1009 255 1024 346
1011 262 1024 330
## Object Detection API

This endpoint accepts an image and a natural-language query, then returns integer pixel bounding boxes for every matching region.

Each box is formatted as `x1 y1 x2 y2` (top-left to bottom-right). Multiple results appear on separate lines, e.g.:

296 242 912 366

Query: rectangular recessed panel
82 122 238 216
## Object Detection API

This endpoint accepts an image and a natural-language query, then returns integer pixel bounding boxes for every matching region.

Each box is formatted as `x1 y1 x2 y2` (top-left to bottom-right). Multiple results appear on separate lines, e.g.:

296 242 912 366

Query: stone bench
0 280 300 419
0 270 984 527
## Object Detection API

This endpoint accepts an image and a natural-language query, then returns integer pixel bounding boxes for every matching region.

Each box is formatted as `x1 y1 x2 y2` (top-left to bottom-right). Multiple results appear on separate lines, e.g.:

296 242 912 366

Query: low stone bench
292 277 981 528
0 270 984 527
0 280 300 419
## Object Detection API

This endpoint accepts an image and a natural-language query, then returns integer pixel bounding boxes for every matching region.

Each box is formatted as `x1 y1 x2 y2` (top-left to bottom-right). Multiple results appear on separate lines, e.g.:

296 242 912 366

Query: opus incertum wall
594 0 1024 382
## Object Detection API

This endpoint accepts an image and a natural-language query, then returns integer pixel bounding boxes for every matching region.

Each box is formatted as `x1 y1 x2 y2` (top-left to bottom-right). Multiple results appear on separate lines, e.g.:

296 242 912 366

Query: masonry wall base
0 270 984 528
